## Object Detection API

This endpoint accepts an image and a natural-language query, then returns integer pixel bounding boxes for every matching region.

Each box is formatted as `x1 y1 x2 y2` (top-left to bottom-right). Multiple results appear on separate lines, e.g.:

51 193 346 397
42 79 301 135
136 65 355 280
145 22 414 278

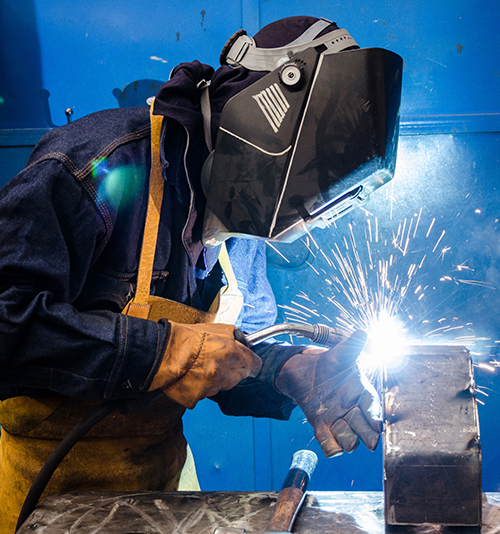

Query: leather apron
0 101 243 534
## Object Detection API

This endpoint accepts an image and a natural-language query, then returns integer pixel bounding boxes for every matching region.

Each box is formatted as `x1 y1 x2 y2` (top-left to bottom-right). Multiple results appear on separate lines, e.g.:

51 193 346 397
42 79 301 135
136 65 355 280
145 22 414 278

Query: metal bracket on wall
400 113 500 135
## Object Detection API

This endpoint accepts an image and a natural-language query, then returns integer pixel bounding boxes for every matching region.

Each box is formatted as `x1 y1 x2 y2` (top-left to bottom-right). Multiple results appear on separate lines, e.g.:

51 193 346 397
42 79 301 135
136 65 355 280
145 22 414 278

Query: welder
0 15 401 534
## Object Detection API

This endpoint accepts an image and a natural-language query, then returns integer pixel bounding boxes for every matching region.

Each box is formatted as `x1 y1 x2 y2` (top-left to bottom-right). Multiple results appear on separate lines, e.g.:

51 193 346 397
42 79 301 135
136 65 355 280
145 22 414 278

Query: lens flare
91 157 146 210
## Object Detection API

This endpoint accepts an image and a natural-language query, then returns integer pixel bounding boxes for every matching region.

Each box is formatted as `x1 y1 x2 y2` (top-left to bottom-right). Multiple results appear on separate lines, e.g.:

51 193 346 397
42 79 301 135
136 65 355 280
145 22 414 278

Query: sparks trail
278 211 497 363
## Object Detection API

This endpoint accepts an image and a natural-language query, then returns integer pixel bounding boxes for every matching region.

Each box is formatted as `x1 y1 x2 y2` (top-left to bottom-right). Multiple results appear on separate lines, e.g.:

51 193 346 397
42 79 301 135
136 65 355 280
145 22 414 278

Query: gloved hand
275 330 381 457
149 322 262 409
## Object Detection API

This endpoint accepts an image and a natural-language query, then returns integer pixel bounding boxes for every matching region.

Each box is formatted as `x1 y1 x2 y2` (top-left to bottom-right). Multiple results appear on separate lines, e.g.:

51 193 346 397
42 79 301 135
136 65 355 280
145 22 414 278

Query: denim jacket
0 105 296 419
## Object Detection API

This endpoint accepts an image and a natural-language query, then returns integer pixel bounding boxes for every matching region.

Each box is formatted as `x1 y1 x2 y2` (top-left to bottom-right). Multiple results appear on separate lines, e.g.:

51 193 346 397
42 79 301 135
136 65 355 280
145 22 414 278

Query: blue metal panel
269 409 383 491
0 146 36 187
0 1 47 128
0 129 49 186
241 0 261 36
259 0 500 118
182 399 257 491
182 402 274 491
2 0 498 128
252 418 273 490
400 114 500 135
0 0 245 128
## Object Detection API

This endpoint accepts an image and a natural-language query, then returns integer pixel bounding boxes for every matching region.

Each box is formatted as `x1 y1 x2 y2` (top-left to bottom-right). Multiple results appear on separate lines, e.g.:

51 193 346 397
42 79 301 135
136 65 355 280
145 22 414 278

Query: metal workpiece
383 345 482 527
17 491 500 534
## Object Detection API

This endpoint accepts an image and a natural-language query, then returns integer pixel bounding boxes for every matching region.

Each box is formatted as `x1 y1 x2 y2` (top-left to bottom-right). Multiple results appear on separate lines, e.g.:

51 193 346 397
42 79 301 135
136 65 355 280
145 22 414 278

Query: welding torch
243 322 348 348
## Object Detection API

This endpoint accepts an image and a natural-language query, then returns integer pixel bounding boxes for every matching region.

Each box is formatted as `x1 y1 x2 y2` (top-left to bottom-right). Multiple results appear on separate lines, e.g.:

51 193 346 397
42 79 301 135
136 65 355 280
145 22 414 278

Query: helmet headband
221 24 358 72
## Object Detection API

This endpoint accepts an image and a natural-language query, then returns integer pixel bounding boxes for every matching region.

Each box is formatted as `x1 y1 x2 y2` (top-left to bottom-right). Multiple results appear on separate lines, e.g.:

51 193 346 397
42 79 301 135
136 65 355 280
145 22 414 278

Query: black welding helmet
202 17 403 247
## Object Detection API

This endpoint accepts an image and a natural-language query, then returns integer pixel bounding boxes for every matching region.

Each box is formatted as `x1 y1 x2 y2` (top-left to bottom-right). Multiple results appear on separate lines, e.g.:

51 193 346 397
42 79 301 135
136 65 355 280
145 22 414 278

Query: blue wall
1 0 498 130
1 0 499 492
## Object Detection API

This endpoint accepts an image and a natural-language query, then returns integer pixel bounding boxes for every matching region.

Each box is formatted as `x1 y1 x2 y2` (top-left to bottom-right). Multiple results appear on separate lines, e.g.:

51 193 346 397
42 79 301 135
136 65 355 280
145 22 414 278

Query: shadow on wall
112 80 164 108
0 0 48 129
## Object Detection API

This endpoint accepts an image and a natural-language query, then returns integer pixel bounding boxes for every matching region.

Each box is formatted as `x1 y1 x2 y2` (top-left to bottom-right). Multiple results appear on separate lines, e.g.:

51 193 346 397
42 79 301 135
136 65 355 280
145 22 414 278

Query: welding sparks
432 230 446 253
475 363 496 373
265 241 290 263
276 208 497 374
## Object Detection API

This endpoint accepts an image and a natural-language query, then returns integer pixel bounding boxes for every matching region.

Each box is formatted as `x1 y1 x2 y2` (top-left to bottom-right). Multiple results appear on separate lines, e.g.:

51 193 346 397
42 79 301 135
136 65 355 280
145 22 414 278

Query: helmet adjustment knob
279 62 303 87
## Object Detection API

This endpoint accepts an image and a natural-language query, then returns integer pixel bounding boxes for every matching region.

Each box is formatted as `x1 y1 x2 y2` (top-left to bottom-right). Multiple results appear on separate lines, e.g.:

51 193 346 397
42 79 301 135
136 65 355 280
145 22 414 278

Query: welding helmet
202 17 403 247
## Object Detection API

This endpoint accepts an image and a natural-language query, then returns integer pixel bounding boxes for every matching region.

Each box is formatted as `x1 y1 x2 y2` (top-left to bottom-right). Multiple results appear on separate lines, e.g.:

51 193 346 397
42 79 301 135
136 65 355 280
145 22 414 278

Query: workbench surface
19 491 500 533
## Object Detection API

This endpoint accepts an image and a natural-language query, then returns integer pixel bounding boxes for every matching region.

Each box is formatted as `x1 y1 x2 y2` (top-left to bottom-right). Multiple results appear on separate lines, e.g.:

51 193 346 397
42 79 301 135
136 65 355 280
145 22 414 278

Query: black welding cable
15 400 119 532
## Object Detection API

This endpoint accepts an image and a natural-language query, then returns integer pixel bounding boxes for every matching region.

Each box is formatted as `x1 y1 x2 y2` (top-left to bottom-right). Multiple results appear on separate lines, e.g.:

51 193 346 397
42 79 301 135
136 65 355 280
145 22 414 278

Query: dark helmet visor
203 46 403 246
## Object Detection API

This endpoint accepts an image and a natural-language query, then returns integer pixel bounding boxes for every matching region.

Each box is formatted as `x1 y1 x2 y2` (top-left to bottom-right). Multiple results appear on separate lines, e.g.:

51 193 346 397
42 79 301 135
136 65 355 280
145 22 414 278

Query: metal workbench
18 491 500 533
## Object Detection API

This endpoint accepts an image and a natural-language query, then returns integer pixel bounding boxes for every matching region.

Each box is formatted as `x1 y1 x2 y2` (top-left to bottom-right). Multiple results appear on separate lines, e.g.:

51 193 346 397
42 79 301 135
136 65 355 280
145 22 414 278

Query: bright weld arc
358 311 410 375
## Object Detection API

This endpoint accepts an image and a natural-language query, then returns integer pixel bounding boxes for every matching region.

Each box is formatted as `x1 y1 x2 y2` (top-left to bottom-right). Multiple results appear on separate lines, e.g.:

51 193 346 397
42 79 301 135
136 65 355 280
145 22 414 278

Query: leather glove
275 330 382 457
149 322 262 409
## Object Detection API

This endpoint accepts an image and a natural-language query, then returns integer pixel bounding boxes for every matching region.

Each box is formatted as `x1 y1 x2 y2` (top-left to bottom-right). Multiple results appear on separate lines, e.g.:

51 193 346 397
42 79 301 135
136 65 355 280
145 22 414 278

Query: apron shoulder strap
126 100 164 320
124 99 243 325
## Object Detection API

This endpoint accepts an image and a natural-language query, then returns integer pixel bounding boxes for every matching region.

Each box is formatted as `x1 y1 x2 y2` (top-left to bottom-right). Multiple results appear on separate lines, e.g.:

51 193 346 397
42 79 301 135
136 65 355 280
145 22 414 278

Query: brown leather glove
149 322 262 409
275 330 381 457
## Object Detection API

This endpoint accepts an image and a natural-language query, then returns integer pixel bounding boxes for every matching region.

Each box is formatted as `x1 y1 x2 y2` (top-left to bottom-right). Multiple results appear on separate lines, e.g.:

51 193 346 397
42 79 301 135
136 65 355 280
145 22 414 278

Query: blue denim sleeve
0 160 164 401
211 342 306 420
225 238 278 333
